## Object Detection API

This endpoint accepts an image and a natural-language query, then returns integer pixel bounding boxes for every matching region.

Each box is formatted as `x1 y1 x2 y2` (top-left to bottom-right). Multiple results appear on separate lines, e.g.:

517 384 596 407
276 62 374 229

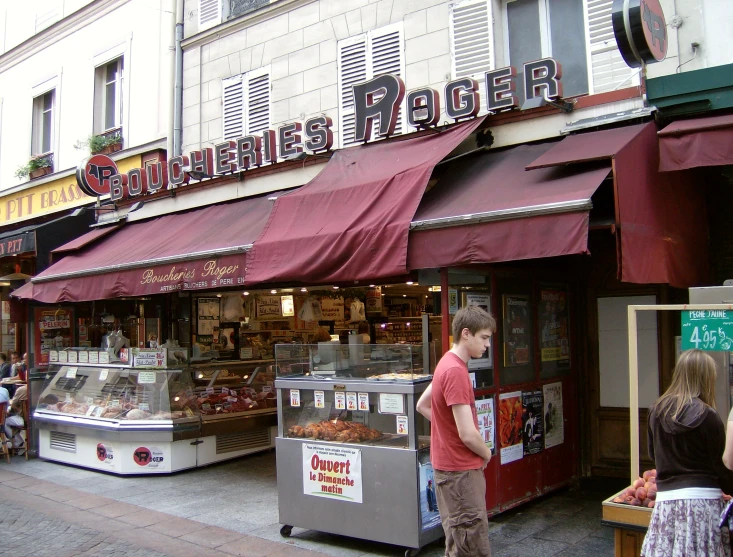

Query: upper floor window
32 89 55 155
95 58 123 133
222 66 271 141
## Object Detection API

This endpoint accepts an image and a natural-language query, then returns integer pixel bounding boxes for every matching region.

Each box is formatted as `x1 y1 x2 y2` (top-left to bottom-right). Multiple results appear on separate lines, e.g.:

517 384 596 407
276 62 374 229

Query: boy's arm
452 404 491 468
416 384 432 422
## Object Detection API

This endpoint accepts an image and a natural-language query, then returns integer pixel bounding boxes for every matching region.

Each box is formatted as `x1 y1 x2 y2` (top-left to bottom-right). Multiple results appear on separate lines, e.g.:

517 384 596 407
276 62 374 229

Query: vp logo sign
76 154 119 197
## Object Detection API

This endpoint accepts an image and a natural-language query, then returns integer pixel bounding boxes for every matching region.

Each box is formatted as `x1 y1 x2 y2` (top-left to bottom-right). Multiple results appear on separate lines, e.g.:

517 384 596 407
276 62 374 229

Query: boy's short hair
452 306 496 342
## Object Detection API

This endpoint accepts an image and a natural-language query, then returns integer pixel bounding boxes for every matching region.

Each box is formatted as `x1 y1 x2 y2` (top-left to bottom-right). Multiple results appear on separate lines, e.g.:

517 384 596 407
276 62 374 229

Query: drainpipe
166 0 177 158
173 0 184 156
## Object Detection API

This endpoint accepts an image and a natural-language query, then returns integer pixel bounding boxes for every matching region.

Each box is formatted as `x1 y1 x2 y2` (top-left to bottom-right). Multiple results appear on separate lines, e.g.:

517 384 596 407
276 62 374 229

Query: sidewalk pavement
0 452 617 556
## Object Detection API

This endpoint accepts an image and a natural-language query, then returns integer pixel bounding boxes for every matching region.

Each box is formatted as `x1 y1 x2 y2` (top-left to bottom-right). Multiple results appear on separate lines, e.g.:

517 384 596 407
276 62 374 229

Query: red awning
407 143 612 269
524 122 708 287
13 193 278 303
52 225 122 254
245 118 484 285
658 113 733 171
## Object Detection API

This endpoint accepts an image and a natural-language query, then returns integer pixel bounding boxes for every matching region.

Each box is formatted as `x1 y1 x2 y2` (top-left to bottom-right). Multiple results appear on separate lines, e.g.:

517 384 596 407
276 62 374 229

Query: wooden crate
601 490 652 557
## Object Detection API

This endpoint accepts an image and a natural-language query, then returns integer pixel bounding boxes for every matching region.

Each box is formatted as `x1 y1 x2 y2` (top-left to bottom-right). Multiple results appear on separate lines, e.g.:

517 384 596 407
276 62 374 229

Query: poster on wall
197 298 220 345
419 461 441 531
522 390 544 455
320 297 345 321
34 307 75 367
448 289 458 315
539 288 570 370
543 382 564 449
503 295 531 367
303 443 362 503
1 301 14 353
499 391 523 464
366 287 383 314
466 294 492 370
256 295 282 320
475 397 495 453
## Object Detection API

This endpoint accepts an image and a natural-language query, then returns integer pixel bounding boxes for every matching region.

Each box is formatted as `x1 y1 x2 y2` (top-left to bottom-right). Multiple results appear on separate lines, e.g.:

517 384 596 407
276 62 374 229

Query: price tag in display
396 415 409 435
58 351 68 363
85 397 94 405
262 385 273 393
227 396 238 403
202 403 212 411
65 393 72 403
68 351 78 363
89 351 99 364
79 351 89 363
99 352 110 364
130 396 138 405
290 389 300 407
314 390 325 409
222 387 230 395
346 392 357 411
137 371 156 384
334 392 345 410
206 387 215 394
99 369 109 381
110 399 121 407
230 389 237 397
49 350 59 362
65 367 78 379
358 393 369 412
139 403 150 411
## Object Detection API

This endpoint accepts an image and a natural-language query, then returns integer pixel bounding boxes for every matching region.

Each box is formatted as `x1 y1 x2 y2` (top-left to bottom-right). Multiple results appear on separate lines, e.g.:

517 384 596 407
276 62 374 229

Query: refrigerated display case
274 344 442 557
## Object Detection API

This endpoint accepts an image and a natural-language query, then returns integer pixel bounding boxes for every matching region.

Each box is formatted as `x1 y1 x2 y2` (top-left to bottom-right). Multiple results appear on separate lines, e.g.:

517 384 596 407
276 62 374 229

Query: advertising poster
366 287 383 314
303 443 362 503
197 298 220 344
499 391 523 464
419 461 441 531
466 293 492 370
448 289 458 315
539 289 570 370
34 307 75 367
475 397 495 453
320 297 345 321
522 391 544 455
543 382 564 448
503 295 531 367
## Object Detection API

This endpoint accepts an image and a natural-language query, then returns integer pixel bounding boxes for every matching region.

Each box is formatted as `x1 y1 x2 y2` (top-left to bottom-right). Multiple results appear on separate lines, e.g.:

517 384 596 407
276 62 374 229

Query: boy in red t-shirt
417 306 496 557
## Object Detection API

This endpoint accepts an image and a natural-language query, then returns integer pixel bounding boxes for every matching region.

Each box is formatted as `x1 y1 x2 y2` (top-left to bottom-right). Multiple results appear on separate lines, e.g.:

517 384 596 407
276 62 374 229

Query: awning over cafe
13 193 279 303
524 122 707 288
657 113 733 172
407 143 611 269
51 224 122 254
244 117 484 285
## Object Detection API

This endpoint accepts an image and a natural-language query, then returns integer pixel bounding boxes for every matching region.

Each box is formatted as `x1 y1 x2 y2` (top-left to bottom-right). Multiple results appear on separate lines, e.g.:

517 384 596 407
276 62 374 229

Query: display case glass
274 343 430 381
189 360 278 415
36 363 199 422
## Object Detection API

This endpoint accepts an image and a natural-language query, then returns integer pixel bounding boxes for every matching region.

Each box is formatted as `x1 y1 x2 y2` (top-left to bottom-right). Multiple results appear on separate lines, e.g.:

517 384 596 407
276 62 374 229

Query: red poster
34 307 75 367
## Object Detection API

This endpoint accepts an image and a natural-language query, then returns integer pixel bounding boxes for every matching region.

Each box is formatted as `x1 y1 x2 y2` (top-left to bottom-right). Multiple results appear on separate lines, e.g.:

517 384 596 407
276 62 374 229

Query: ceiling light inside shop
369 284 375 288
243 292 250 296
301 288 308 292
333 286 339 290
403 294 407 297
271 289 277 294
406 281 414 285
216 294 222 297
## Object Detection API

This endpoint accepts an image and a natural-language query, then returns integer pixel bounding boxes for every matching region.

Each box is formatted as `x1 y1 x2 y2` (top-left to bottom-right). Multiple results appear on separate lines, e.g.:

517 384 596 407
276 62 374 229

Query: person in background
0 353 10 381
416 306 496 557
9 351 20 377
0 385 9 405
357 321 371 344
641 349 733 557
5 383 26 455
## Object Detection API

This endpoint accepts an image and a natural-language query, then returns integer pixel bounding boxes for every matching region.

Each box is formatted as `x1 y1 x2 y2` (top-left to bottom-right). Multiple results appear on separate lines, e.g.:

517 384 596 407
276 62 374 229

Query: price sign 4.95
681 310 733 351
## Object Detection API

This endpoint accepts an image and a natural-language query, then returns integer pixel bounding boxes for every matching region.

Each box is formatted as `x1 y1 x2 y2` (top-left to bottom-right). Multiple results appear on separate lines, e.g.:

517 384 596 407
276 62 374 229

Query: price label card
396 415 409 435
206 387 215 394
290 389 301 407
85 396 94 405
202 403 212 411
49 350 59 362
99 352 110 364
227 396 238 403
314 390 325 409
346 392 357 411
110 399 121 407
262 385 273 393
137 371 156 384
334 392 346 410
139 403 150 411
79 351 89 363
58 351 68 363
65 393 72 403
65 367 78 379
68 351 78 363
89 351 99 364
230 389 237 397
130 396 138 405
222 387 230 395
358 392 369 412
378 393 405 415
99 369 109 381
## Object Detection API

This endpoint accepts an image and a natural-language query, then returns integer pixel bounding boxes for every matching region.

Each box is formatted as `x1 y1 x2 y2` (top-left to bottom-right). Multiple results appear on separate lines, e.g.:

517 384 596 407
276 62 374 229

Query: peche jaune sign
77 57 565 202
612 0 667 68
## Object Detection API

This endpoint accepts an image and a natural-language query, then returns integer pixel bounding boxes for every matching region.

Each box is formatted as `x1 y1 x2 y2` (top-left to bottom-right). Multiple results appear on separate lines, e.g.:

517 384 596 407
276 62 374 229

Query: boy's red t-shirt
429 351 483 471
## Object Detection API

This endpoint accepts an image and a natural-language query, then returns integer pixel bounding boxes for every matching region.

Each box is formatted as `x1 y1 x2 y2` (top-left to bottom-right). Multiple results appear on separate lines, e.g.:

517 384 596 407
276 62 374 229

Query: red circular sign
641 0 667 61
96 443 107 462
133 446 152 466
76 154 119 197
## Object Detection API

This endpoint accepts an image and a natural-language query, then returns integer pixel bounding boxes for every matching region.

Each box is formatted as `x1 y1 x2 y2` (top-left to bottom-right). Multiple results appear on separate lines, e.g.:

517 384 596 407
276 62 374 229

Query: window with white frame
337 23 406 148
94 57 123 134
489 0 636 105
32 89 55 155
221 66 271 141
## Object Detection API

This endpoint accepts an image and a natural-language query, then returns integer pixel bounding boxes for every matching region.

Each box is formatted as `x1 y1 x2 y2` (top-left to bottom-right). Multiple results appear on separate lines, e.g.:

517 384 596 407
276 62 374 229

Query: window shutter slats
368 25 405 138
337 36 367 147
246 70 270 136
222 75 243 141
199 0 221 31
586 0 637 93
450 0 494 79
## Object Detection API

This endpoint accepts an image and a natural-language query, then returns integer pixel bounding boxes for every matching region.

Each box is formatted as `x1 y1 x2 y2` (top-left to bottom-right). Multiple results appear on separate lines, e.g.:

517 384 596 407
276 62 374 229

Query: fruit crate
601 490 652 529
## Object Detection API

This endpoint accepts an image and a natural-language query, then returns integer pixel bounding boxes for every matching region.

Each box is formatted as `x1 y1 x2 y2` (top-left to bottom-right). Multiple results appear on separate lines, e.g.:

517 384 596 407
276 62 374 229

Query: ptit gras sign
681 310 733 351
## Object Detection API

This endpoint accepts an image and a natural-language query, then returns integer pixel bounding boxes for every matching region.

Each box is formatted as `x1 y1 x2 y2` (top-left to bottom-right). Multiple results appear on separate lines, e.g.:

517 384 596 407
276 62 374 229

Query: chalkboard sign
681 310 733 351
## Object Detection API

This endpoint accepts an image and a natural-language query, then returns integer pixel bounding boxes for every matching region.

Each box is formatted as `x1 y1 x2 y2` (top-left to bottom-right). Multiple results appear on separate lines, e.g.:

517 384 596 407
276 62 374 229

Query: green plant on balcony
74 132 123 155
14 154 53 180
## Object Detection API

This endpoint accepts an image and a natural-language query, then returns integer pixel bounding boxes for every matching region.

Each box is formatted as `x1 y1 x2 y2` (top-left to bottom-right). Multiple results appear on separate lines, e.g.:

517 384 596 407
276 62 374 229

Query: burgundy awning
524 122 707 287
13 193 278 303
52 225 122 254
658 113 733 171
407 143 611 269
245 118 484 285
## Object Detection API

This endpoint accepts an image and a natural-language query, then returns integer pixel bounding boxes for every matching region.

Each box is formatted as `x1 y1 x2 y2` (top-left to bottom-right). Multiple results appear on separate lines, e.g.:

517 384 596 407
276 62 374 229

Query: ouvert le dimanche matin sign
76 57 567 203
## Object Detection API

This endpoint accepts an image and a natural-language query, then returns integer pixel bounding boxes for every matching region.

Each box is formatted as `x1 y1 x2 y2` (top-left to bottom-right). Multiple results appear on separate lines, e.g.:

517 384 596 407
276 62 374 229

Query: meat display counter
274 344 442 557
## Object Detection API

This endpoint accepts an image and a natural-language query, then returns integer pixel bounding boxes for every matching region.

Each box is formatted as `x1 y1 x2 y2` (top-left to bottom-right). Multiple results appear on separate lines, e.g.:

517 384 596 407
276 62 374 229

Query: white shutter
586 0 637 93
337 34 367 148
244 66 270 135
368 23 406 138
222 75 244 141
199 0 221 32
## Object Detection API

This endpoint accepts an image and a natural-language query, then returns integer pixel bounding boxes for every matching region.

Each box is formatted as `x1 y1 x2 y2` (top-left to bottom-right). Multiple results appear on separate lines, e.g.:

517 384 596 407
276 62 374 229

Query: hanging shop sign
0 231 35 256
681 309 733 351
612 0 667 68
76 59 564 203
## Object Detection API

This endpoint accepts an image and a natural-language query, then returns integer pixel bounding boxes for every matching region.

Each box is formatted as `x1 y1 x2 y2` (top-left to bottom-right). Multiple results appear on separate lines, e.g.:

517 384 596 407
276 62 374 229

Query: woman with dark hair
641 349 733 556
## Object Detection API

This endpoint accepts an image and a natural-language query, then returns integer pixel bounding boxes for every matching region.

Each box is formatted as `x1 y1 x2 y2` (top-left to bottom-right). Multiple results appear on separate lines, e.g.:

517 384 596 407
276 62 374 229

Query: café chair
0 402 11 463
